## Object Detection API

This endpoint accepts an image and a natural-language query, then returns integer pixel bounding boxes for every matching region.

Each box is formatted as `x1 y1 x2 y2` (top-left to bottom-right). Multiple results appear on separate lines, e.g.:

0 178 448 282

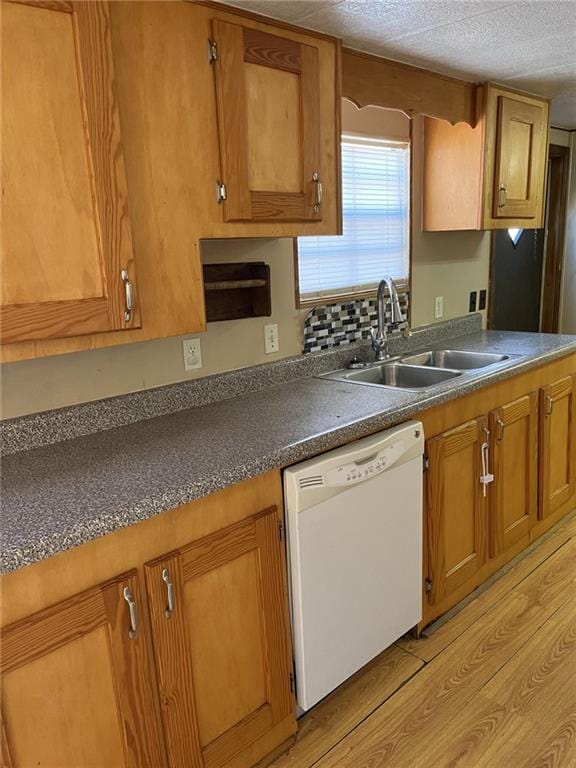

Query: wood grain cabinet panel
144 506 294 768
492 96 547 220
1 0 140 344
489 393 538 556
539 375 576 519
425 417 488 605
212 20 323 222
0 571 164 768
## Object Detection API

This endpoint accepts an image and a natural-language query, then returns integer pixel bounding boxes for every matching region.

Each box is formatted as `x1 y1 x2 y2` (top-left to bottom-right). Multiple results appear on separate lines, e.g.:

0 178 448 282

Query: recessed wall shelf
203 262 271 322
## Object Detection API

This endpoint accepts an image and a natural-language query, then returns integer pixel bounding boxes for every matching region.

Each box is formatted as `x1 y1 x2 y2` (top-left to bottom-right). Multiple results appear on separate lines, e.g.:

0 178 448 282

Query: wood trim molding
342 48 477 126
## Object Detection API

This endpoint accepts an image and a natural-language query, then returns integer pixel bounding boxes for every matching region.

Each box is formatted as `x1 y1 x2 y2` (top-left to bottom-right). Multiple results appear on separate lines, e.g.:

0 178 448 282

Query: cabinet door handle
312 171 323 213
121 269 133 323
545 394 553 416
162 568 175 618
480 431 494 497
498 184 507 208
123 586 138 639
497 418 505 442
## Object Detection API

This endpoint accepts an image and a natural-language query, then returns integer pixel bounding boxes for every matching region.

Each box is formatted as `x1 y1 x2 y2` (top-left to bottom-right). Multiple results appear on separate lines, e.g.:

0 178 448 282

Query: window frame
294 132 412 309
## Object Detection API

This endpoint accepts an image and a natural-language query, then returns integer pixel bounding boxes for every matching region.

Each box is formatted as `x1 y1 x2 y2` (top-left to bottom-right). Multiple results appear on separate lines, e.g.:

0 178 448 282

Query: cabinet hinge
423 456 430 472
425 578 433 593
216 180 227 204
208 39 218 63
289 671 295 693
278 521 284 542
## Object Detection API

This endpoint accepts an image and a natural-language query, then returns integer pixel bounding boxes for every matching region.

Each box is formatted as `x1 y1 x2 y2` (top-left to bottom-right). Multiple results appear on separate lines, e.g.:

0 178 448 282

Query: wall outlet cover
469 291 478 313
264 323 279 354
479 289 487 311
182 338 202 370
434 296 444 320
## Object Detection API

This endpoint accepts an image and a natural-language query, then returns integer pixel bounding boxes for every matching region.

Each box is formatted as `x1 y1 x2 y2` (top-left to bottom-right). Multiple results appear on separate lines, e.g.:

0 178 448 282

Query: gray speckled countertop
2 329 576 573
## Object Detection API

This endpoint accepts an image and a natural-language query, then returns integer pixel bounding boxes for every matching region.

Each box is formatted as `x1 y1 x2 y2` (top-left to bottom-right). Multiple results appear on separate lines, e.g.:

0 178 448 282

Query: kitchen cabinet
539 375 576 519
1 0 140 345
421 353 576 627
0 571 164 768
426 417 488 605
0 472 295 768
1 0 341 362
212 21 323 223
145 507 293 768
489 393 538 556
423 83 549 231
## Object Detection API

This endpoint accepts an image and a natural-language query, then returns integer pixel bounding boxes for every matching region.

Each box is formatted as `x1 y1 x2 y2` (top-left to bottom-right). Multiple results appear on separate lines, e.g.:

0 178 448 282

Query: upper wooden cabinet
1 0 140 345
1 0 341 362
212 22 323 223
423 84 549 231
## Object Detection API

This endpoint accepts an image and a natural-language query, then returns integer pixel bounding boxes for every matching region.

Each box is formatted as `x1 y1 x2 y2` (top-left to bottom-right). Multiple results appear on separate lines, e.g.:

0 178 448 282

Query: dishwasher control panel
326 441 405 486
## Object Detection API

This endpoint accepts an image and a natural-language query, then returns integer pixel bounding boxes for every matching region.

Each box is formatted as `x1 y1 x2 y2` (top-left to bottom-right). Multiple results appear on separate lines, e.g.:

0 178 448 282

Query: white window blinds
297 135 410 302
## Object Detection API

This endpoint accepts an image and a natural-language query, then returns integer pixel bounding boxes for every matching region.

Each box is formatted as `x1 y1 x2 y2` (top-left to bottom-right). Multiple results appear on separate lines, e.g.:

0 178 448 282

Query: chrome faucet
369 277 404 361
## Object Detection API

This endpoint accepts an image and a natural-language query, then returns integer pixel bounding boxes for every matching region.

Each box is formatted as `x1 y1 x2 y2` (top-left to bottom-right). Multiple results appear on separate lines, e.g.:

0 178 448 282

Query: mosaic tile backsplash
303 293 410 353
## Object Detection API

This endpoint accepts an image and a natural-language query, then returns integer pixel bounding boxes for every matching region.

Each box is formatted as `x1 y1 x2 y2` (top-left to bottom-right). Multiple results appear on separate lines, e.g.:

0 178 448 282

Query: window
296 135 410 305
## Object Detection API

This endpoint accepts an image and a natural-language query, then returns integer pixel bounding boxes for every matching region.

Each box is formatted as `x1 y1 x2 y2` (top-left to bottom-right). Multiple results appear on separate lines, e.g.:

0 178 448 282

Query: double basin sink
322 349 512 391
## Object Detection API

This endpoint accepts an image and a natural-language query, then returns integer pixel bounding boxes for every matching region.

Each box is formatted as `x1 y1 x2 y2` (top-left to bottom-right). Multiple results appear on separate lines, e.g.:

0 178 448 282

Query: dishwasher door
283 422 424 712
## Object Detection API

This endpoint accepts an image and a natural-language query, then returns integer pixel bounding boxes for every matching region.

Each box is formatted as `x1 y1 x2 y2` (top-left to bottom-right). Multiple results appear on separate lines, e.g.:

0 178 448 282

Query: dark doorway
489 143 570 333
489 228 545 331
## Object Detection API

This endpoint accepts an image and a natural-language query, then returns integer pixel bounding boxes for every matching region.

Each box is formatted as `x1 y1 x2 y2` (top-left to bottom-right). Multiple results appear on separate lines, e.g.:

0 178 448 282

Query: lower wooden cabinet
426 417 488 605
145 507 293 768
539 374 576 519
1 571 165 768
0 473 295 768
490 392 538 556
423 356 576 626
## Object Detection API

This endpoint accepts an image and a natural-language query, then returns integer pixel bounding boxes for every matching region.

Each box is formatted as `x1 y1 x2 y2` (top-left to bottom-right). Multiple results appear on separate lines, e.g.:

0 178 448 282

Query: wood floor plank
398 512 576 663
312 539 576 768
270 646 422 768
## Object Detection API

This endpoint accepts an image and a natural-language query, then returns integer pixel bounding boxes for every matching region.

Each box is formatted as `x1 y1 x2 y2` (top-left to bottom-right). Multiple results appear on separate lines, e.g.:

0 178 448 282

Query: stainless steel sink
400 349 510 370
323 363 462 389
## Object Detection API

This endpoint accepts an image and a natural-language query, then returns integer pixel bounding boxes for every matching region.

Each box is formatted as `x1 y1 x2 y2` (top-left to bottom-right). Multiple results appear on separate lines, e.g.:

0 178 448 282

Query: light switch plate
264 323 279 354
434 296 444 320
182 338 202 370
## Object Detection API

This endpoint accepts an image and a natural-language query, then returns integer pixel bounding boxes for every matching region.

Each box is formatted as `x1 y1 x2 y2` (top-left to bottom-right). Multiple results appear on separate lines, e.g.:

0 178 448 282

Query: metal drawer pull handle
497 418 505 442
162 568 175 618
312 171 323 213
123 586 138 639
545 394 553 416
121 269 133 323
498 185 507 208
480 436 494 497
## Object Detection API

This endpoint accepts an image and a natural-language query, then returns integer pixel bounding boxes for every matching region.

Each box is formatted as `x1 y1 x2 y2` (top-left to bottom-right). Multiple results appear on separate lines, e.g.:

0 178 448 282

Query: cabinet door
1 571 164 768
490 393 538 556
492 95 547 220
426 417 489 605
1 0 139 344
145 506 294 768
539 375 576 519
212 20 322 223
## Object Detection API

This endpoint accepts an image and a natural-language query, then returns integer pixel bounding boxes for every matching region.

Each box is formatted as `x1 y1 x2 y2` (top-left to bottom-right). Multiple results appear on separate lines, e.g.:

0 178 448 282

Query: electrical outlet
182 338 202 370
469 291 478 313
434 296 444 320
264 323 279 354
479 289 487 311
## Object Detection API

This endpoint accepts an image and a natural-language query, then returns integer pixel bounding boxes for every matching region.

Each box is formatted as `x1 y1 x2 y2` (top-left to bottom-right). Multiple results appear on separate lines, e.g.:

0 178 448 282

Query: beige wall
1 104 491 419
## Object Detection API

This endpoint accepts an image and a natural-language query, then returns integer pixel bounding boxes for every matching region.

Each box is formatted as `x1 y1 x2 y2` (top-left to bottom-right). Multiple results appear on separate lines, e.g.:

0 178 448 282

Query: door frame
541 144 570 333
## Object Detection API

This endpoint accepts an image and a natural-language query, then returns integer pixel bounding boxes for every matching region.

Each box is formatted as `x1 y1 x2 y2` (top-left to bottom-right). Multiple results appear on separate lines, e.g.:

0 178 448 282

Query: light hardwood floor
271 512 576 768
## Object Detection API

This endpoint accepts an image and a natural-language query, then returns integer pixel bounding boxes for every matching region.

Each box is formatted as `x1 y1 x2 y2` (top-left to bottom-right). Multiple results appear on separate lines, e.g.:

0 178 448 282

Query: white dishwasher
283 421 424 712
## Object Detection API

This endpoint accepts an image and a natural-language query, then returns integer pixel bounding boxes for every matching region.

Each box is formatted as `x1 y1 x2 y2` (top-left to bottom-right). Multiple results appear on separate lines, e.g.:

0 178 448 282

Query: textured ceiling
221 0 576 128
